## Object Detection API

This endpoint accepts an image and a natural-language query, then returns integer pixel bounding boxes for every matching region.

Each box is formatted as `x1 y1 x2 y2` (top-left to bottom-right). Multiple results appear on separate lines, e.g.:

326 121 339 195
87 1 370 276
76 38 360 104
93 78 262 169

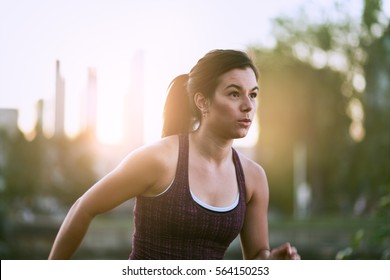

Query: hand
269 242 300 260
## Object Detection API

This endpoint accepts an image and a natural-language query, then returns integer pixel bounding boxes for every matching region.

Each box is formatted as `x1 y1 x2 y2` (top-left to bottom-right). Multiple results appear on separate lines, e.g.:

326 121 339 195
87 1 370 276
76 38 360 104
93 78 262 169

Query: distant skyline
1 0 385 145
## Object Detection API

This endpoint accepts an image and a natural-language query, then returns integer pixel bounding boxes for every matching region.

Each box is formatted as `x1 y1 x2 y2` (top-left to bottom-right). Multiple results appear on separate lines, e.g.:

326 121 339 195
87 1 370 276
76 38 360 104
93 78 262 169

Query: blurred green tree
49 132 97 206
252 48 351 215
359 1 390 213
1 122 97 212
1 129 42 206
252 0 389 219
336 0 390 259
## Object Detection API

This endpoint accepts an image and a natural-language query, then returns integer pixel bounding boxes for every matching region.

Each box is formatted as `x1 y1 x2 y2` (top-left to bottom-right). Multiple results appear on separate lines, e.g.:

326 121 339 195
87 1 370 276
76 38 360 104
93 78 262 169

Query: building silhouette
0 108 19 138
124 51 145 149
81 67 98 137
54 60 65 137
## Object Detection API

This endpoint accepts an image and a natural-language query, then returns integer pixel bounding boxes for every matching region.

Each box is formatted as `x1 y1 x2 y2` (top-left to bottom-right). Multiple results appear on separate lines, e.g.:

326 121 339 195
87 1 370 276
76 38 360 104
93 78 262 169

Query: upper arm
75 140 174 217
240 160 270 259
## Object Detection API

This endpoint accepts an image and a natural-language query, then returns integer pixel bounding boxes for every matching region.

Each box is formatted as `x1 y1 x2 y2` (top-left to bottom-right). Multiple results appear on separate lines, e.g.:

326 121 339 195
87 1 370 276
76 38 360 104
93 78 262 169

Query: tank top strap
232 148 247 204
176 134 189 185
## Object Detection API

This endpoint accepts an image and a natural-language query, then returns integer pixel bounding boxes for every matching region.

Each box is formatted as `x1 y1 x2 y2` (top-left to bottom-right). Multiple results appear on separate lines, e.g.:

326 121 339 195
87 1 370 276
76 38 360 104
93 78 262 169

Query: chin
235 134 247 139
218 127 250 140
232 130 249 139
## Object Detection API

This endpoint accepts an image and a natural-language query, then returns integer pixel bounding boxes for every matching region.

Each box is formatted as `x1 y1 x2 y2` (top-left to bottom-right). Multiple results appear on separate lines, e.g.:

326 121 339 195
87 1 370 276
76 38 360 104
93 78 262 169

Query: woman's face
204 67 258 139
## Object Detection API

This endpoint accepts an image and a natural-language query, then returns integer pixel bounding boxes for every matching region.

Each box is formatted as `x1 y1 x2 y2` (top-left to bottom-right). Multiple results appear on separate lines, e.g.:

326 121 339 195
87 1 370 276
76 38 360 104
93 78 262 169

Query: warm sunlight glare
347 98 365 142
18 103 36 140
96 67 127 145
97 97 124 145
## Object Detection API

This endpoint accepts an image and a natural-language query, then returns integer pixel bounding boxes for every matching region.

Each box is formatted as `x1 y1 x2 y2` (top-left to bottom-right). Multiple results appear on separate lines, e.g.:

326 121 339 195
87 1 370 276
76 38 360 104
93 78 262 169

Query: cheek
252 101 257 114
212 103 234 119
211 99 236 116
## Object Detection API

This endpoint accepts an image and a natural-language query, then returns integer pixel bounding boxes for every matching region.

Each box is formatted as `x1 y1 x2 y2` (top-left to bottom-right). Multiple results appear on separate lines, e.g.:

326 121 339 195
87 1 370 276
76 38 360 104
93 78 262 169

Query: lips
238 118 252 126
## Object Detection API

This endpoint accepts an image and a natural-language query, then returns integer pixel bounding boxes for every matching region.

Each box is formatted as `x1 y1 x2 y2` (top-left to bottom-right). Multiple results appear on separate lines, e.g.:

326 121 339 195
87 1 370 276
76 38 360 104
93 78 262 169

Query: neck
190 127 233 164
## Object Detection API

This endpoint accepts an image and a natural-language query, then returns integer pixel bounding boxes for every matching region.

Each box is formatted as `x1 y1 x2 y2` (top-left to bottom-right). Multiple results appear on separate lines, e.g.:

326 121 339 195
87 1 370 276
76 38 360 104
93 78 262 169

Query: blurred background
0 0 389 260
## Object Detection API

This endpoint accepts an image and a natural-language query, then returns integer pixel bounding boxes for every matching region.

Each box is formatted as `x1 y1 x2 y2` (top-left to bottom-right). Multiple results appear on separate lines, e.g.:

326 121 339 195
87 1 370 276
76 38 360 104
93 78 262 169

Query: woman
49 49 300 260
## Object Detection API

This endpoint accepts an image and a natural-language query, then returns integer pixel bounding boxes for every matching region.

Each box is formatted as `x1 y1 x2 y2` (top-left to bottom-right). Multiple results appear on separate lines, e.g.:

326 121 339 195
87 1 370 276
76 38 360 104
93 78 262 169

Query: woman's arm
48 138 176 259
239 161 271 260
48 198 94 259
239 158 300 260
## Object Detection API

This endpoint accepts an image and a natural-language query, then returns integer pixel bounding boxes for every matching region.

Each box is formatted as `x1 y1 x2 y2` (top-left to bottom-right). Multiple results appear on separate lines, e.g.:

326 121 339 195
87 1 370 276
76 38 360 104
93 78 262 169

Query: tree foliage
0 127 97 214
252 0 390 217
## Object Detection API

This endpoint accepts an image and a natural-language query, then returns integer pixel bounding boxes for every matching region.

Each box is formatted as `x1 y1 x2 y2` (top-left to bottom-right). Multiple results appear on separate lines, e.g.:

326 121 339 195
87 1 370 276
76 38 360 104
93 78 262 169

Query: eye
250 92 258 99
229 92 239 98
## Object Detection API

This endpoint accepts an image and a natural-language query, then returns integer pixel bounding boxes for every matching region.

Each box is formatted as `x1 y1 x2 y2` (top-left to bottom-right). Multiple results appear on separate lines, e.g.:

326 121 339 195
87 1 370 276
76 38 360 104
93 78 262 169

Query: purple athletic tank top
129 134 246 259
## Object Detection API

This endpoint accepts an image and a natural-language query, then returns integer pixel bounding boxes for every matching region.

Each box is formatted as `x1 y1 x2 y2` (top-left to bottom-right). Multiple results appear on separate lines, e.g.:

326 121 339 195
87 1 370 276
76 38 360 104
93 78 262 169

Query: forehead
216 67 258 89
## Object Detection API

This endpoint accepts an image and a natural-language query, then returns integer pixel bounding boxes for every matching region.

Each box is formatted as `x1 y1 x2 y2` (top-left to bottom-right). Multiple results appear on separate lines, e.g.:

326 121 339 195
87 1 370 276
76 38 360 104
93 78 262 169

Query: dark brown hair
162 49 258 137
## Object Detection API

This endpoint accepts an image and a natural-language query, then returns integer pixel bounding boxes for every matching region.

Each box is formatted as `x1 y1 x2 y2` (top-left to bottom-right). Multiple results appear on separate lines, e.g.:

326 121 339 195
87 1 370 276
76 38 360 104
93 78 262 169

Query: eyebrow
224 84 259 91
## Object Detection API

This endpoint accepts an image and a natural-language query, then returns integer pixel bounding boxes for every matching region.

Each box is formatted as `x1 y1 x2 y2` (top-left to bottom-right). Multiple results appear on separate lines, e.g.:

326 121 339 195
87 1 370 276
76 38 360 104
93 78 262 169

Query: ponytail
162 74 193 137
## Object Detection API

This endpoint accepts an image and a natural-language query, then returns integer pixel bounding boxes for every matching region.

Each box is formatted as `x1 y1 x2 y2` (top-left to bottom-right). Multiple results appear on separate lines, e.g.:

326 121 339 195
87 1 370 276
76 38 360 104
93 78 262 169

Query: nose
240 96 254 113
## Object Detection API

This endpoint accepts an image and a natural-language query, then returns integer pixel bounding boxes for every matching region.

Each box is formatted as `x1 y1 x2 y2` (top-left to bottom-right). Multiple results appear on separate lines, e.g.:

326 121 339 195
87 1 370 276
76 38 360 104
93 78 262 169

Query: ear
194 92 209 112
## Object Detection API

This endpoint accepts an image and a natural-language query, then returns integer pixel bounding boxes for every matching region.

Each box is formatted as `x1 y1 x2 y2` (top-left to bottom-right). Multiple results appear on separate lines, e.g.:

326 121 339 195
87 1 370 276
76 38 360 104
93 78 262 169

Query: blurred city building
54 60 65 137
124 50 144 150
0 109 19 193
81 67 98 137
0 108 18 138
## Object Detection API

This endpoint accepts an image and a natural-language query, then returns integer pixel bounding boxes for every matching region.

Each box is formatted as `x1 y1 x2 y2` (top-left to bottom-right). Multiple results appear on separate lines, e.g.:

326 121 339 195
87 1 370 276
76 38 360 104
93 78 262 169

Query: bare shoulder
129 135 178 161
236 150 269 203
116 135 179 195
236 150 267 181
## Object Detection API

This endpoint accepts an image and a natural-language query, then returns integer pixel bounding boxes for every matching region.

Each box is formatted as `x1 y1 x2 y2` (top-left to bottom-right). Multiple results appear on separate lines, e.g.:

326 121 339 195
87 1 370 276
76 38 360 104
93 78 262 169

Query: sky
0 0 384 145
